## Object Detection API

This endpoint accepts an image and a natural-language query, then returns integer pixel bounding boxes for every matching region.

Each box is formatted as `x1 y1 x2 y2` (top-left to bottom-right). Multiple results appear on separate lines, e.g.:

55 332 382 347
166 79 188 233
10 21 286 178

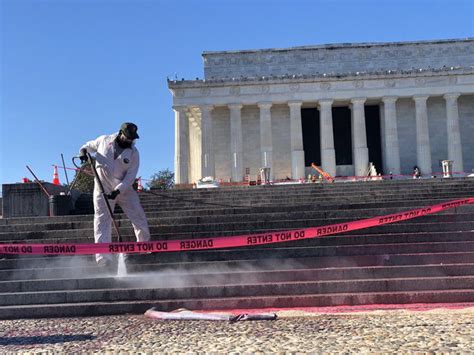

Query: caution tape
1 198 473 255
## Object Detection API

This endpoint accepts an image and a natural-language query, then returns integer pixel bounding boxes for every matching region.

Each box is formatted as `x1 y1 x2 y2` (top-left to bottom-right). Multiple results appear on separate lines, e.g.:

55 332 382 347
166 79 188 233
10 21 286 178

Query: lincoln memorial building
168 39 474 184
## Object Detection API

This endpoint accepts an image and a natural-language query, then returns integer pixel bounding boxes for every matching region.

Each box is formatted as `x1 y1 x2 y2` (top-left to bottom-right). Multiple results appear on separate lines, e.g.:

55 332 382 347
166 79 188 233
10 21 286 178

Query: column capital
413 94 429 102
288 100 303 108
172 105 187 113
257 101 272 109
228 103 243 110
199 105 214 114
350 97 367 105
382 96 398 104
443 93 461 101
318 99 334 107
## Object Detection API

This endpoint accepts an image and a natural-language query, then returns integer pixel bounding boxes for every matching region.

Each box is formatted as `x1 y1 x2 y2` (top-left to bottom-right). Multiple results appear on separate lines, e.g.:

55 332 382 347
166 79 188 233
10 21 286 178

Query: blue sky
1 0 473 188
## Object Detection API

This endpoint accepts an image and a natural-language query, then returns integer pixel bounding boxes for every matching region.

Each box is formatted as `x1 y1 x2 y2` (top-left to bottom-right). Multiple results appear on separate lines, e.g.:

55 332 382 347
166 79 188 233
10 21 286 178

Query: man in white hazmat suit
79 122 150 268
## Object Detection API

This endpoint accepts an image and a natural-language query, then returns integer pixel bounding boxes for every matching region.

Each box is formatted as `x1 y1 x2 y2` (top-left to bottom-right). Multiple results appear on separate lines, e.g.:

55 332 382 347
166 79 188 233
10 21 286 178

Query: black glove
106 189 120 200
79 148 88 163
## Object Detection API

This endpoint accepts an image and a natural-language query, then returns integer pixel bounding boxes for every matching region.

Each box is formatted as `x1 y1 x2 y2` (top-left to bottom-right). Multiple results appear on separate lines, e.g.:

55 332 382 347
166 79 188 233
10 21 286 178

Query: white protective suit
81 133 150 262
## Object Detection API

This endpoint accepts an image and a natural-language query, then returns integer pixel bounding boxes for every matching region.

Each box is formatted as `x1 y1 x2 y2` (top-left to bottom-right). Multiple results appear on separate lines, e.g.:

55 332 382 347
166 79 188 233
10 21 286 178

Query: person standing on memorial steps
413 166 421 179
79 122 151 269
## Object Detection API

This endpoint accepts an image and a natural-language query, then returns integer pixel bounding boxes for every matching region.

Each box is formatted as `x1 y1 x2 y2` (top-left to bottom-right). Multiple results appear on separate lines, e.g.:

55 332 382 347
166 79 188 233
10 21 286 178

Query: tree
147 169 174 190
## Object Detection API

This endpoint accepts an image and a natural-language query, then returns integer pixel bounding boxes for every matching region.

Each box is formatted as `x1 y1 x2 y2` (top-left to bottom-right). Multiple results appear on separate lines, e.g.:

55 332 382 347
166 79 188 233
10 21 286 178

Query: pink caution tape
1 197 473 255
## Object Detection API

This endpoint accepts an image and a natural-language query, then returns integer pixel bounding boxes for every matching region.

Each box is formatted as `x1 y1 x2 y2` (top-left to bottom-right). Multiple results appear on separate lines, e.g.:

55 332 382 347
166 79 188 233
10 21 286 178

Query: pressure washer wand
61 153 70 187
86 153 123 243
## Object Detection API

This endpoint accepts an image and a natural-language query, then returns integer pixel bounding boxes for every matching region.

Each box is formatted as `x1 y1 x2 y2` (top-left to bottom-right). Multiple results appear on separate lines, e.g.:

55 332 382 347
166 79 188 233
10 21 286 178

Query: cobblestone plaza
0 308 472 353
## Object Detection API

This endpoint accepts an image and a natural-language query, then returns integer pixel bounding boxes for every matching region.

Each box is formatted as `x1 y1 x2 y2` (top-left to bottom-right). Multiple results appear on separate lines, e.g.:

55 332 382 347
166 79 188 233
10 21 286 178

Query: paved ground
0 307 473 353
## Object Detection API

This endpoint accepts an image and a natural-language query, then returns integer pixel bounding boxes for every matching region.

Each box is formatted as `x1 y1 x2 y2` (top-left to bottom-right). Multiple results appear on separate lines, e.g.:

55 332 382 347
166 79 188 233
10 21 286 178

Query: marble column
382 96 401 175
258 102 273 178
188 118 201 184
413 95 432 175
318 99 336 177
288 101 305 179
351 98 369 177
200 105 215 178
173 106 189 184
229 103 244 182
444 93 463 173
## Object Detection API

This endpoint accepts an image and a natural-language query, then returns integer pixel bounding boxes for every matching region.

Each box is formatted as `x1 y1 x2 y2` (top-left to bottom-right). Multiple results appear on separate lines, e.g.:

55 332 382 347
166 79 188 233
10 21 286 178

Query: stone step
139 197 474 215
153 192 471 201
0 263 472 293
136 221 473 241
1 209 472 234
79 190 474 212
149 230 474 250
139 179 474 197
1 215 472 242
122 219 474 238
138 188 474 202
1 243 473 280
5 178 472 216
137 188 473 202
1 221 472 249
79 185 474 208
2 225 473 252
1 208 471 241
151 220 474 235
1 288 473 319
128 252 474 273
136 192 472 209
134 203 474 222
142 181 474 194
2 251 472 281
118 241 474 264
151 178 473 195
2 196 472 227
0 276 472 307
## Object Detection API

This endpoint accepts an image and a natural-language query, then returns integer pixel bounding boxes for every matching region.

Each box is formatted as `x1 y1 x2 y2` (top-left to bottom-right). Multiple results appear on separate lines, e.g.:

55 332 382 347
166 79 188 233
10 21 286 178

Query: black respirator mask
117 133 134 148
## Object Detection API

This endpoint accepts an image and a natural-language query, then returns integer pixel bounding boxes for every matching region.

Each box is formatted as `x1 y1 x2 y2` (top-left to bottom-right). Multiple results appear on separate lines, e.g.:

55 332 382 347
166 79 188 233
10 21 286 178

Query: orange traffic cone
52 165 60 185
137 177 143 192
